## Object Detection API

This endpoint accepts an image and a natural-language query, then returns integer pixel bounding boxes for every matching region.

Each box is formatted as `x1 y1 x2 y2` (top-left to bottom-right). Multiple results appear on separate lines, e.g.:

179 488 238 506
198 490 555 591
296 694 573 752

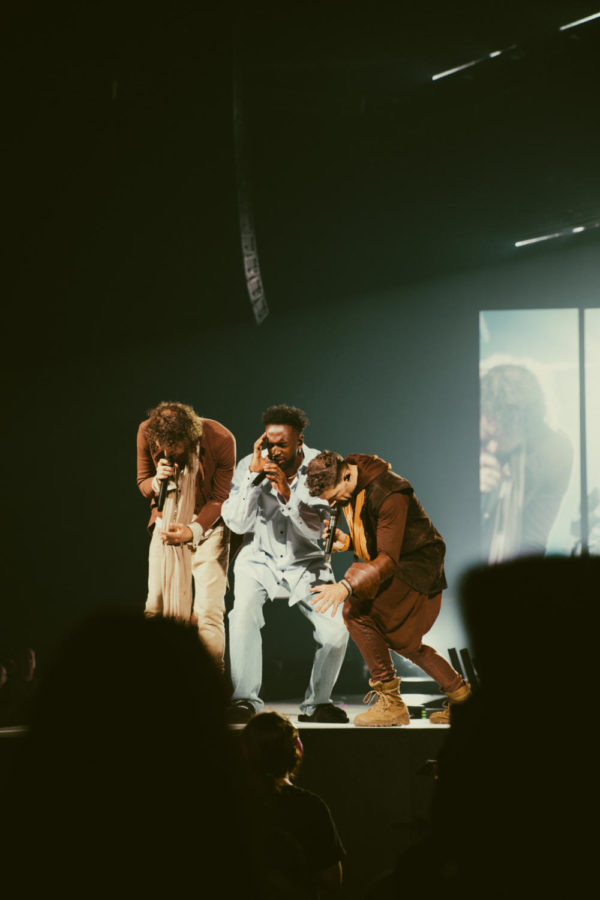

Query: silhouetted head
3 612 248 894
240 711 304 783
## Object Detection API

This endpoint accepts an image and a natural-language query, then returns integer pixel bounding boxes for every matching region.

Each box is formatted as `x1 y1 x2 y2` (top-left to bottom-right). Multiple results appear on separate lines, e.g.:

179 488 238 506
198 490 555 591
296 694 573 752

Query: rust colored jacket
136 418 236 532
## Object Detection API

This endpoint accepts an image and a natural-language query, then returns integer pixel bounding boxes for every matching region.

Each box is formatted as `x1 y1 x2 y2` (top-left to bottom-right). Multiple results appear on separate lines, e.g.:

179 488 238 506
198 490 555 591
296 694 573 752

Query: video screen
585 308 600 555
479 309 581 562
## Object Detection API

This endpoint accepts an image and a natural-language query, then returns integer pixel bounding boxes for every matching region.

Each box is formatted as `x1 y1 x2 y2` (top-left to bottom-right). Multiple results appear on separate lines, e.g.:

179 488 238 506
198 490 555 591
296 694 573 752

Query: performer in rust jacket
306 452 469 726
137 402 235 669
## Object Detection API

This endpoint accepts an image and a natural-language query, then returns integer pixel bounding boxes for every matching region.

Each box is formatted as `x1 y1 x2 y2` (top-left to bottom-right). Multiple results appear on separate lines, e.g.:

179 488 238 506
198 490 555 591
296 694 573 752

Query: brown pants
343 579 464 692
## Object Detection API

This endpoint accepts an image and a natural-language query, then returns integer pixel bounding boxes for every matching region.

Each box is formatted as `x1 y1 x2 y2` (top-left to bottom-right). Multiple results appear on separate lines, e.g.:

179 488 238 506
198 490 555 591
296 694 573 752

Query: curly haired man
136 401 235 669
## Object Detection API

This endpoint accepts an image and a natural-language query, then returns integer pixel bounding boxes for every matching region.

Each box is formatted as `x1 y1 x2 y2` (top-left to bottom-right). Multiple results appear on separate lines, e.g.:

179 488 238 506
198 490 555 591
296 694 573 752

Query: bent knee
228 597 265 629
402 642 430 662
329 630 349 651
320 619 350 651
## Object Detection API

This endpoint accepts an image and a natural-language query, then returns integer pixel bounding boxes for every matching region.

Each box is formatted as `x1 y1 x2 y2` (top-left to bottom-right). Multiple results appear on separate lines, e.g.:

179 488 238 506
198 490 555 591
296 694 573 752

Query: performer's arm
374 492 409 563
192 430 236 534
343 493 409 600
286 484 333 541
221 456 264 534
136 422 158 498
160 428 236 547
310 496 409 613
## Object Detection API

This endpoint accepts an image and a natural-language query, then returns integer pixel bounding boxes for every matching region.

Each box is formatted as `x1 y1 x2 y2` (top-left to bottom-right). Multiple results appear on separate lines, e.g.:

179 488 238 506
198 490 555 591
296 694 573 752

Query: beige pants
145 524 229 669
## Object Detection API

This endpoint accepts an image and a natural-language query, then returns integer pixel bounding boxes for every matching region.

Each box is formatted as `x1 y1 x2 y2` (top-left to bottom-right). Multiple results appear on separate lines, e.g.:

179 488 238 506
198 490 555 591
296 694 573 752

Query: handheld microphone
324 504 340 561
157 457 172 512
481 489 499 521
252 458 282 486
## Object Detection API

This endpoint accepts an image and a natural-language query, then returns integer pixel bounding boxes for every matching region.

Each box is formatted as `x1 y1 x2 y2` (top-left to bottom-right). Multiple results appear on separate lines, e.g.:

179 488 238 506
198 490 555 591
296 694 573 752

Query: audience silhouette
239 710 345 898
1 612 254 897
0 646 37 726
378 555 600 899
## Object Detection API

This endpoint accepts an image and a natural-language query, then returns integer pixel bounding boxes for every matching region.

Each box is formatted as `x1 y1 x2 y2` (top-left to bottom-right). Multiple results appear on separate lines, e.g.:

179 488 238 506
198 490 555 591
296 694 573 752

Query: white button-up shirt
221 445 333 604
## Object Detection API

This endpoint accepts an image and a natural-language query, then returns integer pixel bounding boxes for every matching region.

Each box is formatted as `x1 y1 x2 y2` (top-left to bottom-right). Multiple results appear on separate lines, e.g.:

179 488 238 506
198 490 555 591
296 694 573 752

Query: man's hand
322 521 349 553
480 449 503 494
156 458 176 482
264 461 291 503
310 582 349 617
250 432 268 474
160 523 193 545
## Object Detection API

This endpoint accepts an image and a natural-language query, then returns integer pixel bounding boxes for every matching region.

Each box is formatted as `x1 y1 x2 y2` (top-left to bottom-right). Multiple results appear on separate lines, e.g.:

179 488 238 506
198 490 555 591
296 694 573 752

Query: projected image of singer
480 364 573 563
222 405 349 724
136 402 235 670
306 452 469 727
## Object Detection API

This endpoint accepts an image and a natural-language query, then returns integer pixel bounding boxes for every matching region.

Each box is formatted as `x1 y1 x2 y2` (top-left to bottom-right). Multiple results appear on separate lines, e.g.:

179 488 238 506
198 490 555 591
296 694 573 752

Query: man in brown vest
306 451 469 726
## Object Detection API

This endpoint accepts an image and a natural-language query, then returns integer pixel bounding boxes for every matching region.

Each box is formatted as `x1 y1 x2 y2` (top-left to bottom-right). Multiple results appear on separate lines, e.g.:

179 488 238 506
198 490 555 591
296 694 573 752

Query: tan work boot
354 677 411 727
429 682 471 724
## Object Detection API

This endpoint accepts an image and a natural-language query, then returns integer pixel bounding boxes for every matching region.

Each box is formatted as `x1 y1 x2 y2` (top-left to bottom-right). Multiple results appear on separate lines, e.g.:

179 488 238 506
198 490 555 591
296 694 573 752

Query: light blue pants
228 572 349 714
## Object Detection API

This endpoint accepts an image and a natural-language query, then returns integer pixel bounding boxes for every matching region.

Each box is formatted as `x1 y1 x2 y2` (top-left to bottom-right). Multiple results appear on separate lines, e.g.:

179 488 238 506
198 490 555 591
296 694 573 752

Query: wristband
340 578 352 597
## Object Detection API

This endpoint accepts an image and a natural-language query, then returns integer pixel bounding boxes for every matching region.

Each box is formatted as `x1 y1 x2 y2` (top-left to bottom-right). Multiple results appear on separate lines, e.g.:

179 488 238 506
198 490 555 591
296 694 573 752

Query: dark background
1 1 599 684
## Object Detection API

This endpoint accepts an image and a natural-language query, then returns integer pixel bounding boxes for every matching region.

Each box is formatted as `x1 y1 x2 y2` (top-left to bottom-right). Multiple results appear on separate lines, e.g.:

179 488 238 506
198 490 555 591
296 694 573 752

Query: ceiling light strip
559 11 600 31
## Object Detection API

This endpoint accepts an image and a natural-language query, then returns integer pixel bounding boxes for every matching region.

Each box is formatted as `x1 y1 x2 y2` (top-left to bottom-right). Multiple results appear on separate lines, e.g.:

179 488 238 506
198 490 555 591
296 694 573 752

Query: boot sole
354 719 411 727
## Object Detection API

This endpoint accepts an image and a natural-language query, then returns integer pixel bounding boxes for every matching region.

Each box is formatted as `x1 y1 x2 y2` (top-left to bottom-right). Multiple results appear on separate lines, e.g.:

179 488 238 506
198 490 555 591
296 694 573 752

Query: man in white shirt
222 405 349 723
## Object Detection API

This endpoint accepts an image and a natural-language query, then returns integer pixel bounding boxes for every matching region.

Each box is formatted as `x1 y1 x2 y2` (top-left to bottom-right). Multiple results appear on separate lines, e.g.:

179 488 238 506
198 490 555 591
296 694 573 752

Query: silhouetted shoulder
276 784 346 871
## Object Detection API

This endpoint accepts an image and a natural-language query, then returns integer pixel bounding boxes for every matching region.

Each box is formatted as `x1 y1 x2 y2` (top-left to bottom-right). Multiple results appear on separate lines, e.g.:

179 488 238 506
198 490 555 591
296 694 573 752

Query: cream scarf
154 451 199 620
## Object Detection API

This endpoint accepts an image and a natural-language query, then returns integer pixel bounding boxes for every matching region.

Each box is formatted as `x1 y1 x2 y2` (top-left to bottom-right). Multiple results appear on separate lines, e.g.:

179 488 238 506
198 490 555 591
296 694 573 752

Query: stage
253 693 448 730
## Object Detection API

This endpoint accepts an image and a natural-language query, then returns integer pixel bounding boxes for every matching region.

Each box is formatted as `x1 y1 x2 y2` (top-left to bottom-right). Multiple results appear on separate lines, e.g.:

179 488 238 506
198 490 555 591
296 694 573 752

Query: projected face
480 412 525 456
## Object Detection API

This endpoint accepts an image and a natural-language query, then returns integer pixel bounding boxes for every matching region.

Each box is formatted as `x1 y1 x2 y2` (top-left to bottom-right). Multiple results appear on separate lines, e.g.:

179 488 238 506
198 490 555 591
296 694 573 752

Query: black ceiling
240 1 600 300
2 1 599 359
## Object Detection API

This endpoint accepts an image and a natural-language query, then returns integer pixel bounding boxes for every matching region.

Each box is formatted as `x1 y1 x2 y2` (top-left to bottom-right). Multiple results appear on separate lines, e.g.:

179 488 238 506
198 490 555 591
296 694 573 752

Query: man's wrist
246 466 262 485
188 522 204 547
339 578 352 598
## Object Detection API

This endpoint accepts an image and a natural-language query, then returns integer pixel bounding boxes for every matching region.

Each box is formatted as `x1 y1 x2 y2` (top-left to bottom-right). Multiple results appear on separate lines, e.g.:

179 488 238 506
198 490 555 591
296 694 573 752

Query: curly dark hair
239 711 303 782
481 365 546 438
306 450 345 497
262 404 309 433
145 402 204 450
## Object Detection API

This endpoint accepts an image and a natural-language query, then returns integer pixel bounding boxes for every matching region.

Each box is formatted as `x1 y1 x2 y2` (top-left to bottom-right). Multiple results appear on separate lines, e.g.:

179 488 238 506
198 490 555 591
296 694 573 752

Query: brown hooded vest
346 454 447 596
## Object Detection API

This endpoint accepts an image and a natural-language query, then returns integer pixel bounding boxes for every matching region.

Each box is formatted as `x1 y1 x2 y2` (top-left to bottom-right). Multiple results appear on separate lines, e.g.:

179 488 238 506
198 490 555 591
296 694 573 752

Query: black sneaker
226 700 256 725
298 703 349 723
